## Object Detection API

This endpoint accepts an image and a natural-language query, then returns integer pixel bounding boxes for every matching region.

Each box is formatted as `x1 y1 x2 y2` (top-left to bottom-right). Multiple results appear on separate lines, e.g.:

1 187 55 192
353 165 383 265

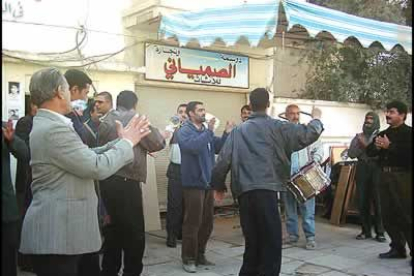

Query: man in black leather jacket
211 88 324 276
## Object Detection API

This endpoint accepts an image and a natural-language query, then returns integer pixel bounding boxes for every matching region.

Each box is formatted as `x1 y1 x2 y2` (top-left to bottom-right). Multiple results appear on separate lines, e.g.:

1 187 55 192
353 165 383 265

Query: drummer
281 104 324 250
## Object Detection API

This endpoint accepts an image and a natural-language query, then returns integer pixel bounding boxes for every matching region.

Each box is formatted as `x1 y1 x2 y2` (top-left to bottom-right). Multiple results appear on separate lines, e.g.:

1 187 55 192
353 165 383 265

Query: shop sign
145 43 249 88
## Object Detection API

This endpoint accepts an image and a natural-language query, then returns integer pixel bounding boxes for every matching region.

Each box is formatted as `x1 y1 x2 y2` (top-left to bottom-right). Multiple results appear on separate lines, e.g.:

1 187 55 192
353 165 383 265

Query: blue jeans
281 191 315 241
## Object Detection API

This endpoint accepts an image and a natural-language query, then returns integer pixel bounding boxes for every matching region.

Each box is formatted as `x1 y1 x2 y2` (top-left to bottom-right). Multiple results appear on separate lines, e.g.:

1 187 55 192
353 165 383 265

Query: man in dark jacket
211 88 324 276
366 100 412 265
64 69 93 144
14 101 37 272
98 90 165 276
2 120 30 276
64 69 102 276
177 101 234 273
348 112 386 242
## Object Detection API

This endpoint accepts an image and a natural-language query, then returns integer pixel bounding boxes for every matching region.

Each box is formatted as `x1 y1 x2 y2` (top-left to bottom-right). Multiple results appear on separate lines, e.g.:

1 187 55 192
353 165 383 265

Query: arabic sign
2 0 41 19
145 43 249 88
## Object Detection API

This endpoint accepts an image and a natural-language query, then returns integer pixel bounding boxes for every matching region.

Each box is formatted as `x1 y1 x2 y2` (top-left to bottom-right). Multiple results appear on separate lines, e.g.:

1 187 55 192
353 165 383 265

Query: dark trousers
28 253 99 276
78 252 100 276
2 221 19 276
181 189 214 262
31 254 80 276
166 163 183 240
100 175 145 276
238 190 282 276
379 171 412 254
355 161 384 235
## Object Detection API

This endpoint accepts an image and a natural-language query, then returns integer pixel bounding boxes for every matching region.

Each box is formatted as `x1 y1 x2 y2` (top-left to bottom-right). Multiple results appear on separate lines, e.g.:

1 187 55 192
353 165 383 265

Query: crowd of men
1 66 412 276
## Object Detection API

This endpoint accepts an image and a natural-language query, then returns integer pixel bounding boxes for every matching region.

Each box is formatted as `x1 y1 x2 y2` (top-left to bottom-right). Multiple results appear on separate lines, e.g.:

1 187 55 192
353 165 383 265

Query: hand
161 130 172 140
357 133 367 148
103 215 111 226
2 120 15 142
224 121 236 134
208 117 216 131
214 190 226 203
375 134 390 149
311 106 322 119
116 115 151 146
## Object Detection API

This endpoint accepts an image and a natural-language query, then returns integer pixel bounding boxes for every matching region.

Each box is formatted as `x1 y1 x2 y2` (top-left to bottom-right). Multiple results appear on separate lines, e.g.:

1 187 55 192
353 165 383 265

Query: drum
286 161 331 204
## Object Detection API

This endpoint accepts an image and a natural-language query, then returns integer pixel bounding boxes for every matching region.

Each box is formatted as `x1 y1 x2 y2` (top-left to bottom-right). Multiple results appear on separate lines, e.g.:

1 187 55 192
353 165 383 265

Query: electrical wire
2 19 138 38
2 40 144 68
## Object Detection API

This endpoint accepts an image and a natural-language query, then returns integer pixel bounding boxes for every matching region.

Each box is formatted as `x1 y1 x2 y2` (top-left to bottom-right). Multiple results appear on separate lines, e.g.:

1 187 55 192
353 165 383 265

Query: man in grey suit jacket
19 67 151 276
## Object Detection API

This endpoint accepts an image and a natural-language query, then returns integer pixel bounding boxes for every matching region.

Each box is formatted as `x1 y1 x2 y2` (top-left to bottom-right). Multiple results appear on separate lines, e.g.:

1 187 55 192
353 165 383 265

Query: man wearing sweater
177 101 234 273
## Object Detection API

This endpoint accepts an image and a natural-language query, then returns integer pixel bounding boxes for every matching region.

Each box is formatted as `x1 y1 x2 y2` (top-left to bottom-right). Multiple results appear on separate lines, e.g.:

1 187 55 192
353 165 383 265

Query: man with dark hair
64 69 93 144
165 103 188 248
98 90 165 276
348 112 386 242
95 91 113 119
211 88 324 276
366 100 412 264
84 101 101 145
116 90 137 110
64 69 102 275
240 104 252 122
177 101 235 273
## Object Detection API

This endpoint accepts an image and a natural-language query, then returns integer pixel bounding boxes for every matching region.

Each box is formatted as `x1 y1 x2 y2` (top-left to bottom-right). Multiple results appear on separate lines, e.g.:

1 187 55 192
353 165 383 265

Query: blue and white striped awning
159 0 412 54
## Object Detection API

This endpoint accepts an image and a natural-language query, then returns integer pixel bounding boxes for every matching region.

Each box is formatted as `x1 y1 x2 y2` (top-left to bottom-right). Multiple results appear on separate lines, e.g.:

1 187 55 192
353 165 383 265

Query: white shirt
169 143 181 164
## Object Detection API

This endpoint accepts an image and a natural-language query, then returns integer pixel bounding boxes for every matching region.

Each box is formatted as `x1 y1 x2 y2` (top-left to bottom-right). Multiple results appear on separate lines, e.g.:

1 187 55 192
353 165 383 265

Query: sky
2 0 287 57
2 0 132 56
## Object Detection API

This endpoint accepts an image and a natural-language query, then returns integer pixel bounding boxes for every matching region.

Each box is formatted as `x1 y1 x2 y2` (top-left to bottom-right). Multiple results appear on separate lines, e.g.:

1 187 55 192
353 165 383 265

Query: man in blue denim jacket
282 104 324 250
177 101 234 273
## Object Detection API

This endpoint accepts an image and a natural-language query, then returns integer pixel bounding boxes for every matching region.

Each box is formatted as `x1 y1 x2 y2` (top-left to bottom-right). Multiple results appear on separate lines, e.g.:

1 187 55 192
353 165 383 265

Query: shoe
166 236 177 248
289 236 299 245
356 232 372 240
197 254 215 266
378 248 407 259
305 240 317 250
183 261 197 273
375 234 386 243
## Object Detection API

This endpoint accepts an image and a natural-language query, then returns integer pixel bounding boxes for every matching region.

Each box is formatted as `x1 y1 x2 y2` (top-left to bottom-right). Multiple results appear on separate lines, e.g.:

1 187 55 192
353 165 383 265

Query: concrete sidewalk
19 216 412 276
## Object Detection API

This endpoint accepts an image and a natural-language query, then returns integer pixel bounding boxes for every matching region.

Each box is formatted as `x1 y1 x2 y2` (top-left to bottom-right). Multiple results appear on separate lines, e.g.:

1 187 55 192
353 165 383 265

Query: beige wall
273 46 309 98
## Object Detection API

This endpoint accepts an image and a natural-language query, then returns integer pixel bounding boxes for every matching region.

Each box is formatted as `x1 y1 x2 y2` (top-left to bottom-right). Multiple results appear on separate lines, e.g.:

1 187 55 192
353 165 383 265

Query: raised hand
311 107 322 120
375 134 390 149
225 121 236 134
2 120 15 142
116 115 151 146
208 117 216 131
357 133 367 148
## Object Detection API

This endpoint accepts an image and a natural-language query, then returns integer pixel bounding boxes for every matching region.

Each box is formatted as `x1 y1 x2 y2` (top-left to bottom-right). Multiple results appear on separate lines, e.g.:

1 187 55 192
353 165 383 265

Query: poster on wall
145 43 249 89
5 81 24 122
8 81 21 100
7 107 20 120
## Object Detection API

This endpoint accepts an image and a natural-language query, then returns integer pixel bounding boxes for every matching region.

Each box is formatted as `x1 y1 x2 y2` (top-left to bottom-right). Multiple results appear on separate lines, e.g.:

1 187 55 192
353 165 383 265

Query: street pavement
19 215 412 276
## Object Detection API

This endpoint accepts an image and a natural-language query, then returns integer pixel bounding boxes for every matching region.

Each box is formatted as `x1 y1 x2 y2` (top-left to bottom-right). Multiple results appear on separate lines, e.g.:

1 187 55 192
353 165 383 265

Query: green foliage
307 0 408 25
300 0 412 109
299 41 412 109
